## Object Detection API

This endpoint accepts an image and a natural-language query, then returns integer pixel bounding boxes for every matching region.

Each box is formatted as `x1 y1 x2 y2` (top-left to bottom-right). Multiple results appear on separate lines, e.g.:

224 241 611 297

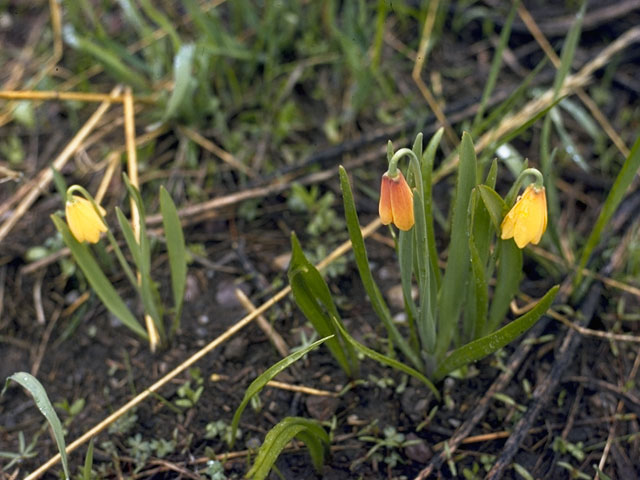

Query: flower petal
389 172 414 231
379 174 393 225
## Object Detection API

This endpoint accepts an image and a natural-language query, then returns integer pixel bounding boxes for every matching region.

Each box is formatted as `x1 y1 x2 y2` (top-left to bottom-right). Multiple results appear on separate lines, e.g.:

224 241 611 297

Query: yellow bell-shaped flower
501 184 547 248
379 170 414 231
65 195 107 244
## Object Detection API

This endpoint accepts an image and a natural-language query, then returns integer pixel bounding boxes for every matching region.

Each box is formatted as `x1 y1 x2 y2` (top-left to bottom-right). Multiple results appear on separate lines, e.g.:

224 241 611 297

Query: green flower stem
506 168 544 205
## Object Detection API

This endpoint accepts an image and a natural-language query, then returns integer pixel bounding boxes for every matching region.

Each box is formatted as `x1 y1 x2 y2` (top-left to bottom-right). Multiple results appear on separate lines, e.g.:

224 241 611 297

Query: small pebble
404 433 433 462
306 395 339 421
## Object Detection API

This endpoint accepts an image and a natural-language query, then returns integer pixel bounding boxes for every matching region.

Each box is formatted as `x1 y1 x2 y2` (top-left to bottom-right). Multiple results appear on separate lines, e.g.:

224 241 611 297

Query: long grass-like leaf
434 285 559 380
159 187 187 334
51 215 148 339
115 207 142 270
2 373 70 480
122 175 165 339
422 128 444 287
575 135 640 286
540 2 586 256
229 336 331 447
486 239 523 335
163 44 195 122
63 26 148 90
338 166 422 370
331 316 440 399
288 234 357 376
82 439 94 480
437 132 478 359
246 417 329 480
472 0 519 126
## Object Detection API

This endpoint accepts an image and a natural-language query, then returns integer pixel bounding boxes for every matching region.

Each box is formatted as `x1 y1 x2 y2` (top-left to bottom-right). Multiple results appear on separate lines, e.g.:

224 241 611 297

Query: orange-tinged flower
501 184 547 248
379 171 414 231
65 196 107 244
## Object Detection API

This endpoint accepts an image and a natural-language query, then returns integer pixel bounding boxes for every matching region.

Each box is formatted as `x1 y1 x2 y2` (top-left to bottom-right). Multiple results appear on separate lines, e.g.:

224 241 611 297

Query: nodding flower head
379 170 414 231
501 184 547 249
65 195 107 244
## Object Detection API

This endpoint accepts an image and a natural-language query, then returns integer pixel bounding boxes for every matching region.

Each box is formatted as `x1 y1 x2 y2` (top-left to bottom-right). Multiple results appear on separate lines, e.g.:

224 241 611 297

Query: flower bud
379 171 414 231
65 196 107 244
501 184 547 248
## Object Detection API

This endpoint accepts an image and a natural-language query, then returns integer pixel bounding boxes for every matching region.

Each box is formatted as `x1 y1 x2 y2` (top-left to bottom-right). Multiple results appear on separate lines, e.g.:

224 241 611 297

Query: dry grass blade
123 87 161 351
517 3 630 157
0 85 122 243
433 25 640 183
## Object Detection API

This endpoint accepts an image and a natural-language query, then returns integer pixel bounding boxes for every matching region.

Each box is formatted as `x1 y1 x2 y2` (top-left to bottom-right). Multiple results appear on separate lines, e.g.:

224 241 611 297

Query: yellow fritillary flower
500 184 547 248
65 195 107 244
379 170 414 231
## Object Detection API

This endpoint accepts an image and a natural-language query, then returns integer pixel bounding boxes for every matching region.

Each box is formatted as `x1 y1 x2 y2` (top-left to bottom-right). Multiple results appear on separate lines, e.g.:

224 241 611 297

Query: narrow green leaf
83 439 94 480
434 285 559 380
288 233 356 376
468 236 488 341
592 466 613 480
422 128 444 287
576 135 640 286
472 0 519 126
331 316 440 399
163 44 195 122
229 337 331 447
246 417 329 480
339 166 422 370
51 167 68 203
437 132 478 358
413 190 435 353
139 0 181 52
63 27 148 90
2 373 70 480
541 2 586 256
115 207 142 270
160 186 187 333
486 239 522 335
51 215 148 340
477 185 507 231
122 175 164 339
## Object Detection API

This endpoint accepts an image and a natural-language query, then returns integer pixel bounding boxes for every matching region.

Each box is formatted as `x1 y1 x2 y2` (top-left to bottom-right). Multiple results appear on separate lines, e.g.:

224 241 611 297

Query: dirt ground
2 1 640 479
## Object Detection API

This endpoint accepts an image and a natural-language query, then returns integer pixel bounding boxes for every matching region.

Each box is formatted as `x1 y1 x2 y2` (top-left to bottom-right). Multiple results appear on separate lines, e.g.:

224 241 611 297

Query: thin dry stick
0 0 63 127
433 25 640 183
266 380 338 397
178 126 255 178
0 91 128 103
594 351 640 480
411 0 458 145
24 219 381 480
123 87 161 351
517 3 630 157
235 288 290 358
0 85 122 243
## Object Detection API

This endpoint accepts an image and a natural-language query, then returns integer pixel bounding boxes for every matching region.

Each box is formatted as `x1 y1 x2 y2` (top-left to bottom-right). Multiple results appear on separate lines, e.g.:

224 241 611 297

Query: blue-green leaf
288 233 356 376
160 186 187 334
575 135 640 286
163 44 195 121
51 215 147 340
437 132 478 358
486 239 522 335
339 166 422 370
434 285 558 380
2 373 70 480
331 316 440 399
229 336 331 448
246 417 329 480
